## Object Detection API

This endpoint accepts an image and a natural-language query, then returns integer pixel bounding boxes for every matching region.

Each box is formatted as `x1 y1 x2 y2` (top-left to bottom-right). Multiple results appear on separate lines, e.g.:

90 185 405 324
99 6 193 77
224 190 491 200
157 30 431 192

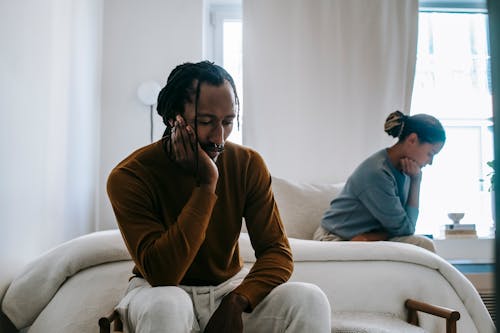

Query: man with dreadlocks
107 61 331 333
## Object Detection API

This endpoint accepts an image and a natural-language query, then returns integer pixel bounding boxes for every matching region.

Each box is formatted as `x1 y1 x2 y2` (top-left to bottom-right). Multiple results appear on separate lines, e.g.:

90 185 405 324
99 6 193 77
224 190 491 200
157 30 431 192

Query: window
412 1 494 237
208 3 243 144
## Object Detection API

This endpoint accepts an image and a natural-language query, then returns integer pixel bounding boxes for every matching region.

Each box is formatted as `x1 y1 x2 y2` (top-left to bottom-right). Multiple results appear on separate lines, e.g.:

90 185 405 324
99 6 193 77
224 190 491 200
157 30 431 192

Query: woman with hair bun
314 111 446 252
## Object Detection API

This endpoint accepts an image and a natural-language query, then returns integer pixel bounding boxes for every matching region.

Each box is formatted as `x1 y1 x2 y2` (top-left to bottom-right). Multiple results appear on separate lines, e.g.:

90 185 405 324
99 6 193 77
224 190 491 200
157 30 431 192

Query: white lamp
137 80 161 143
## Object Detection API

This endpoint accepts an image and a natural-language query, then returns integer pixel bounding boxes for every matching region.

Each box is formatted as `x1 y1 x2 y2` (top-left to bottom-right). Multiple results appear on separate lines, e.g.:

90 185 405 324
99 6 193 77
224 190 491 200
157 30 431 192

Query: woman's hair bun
384 110 406 138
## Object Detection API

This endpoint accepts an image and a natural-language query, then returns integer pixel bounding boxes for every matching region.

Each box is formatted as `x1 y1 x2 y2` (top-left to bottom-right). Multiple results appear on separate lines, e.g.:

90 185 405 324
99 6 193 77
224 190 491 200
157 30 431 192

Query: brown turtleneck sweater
107 140 293 310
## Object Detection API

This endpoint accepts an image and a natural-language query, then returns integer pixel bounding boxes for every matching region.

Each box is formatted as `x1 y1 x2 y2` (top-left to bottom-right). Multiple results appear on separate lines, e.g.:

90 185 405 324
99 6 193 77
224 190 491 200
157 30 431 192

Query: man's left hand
204 292 249 333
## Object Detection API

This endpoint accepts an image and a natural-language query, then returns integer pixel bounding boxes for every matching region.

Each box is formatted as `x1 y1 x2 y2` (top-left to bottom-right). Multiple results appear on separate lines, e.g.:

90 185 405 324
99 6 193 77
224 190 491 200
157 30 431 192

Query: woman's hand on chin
400 157 422 181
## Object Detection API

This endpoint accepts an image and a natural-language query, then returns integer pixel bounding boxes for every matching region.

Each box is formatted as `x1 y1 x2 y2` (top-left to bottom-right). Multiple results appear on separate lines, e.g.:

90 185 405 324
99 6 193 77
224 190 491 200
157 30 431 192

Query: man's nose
211 124 224 144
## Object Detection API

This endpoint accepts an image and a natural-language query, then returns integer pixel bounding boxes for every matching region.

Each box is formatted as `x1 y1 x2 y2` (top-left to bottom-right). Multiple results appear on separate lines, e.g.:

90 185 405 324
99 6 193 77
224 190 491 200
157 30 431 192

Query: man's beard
200 142 224 153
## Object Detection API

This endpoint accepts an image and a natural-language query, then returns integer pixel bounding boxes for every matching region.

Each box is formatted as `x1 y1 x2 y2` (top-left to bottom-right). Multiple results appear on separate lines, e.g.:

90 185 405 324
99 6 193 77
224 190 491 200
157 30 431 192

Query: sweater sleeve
357 172 417 237
107 167 217 286
231 152 293 311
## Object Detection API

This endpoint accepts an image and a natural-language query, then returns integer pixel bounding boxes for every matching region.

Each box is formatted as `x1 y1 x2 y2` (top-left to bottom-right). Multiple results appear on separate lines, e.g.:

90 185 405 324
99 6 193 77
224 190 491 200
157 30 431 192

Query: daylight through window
412 8 494 237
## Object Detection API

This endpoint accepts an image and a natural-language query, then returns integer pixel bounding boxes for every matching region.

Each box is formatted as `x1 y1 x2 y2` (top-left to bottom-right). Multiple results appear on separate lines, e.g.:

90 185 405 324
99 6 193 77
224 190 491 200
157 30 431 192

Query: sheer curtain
0 0 101 273
243 0 418 183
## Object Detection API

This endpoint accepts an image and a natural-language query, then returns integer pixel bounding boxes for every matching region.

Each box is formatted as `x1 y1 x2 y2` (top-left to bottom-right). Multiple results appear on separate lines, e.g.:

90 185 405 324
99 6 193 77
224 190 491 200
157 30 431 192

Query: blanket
1 230 130 329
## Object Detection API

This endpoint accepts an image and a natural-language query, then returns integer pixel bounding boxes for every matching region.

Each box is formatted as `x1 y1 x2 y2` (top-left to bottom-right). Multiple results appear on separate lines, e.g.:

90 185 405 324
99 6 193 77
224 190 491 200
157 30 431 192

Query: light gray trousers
313 225 436 252
116 268 331 333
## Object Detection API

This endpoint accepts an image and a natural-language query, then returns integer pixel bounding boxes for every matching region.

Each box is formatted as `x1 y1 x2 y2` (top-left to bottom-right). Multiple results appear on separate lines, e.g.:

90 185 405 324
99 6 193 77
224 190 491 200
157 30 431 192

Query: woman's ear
407 133 419 145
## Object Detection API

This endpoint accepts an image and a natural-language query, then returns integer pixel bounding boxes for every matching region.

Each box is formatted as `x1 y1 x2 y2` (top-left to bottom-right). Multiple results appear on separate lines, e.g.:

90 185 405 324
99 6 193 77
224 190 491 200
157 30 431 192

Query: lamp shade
137 81 161 106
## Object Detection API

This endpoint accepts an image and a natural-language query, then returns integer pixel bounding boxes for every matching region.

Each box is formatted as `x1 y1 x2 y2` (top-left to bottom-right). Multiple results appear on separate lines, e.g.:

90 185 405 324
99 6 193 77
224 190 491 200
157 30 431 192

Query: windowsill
434 237 495 262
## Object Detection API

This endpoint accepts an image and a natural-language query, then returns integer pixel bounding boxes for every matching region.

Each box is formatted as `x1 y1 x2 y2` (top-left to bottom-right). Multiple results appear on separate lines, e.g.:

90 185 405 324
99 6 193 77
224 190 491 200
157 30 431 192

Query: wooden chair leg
405 298 460 333
407 305 419 326
115 313 123 331
99 310 123 333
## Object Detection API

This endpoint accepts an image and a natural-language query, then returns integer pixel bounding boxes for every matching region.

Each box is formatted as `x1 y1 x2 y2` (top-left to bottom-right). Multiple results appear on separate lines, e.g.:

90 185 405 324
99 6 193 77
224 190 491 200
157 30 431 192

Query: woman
314 111 446 252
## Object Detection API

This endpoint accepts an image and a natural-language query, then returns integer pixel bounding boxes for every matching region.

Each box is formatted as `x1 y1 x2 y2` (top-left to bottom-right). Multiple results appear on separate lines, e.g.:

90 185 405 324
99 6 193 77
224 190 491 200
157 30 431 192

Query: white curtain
0 0 101 273
243 0 418 183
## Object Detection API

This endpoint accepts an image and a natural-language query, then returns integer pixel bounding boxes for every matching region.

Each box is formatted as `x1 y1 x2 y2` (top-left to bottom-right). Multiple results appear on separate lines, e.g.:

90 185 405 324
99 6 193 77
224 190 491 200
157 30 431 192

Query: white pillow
270 177 344 240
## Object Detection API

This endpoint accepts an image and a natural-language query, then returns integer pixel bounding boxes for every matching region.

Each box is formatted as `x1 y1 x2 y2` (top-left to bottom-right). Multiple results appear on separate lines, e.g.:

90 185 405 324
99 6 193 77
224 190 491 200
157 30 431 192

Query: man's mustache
200 142 224 153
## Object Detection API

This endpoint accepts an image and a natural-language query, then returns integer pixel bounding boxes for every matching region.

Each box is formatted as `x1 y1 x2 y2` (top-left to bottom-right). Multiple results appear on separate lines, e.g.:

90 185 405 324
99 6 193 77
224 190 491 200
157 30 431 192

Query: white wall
0 0 102 277
97 0 205 230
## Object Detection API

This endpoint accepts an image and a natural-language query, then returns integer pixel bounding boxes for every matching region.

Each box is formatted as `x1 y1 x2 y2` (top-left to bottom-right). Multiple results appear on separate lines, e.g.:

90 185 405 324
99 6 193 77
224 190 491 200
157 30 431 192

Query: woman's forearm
407 174 422 208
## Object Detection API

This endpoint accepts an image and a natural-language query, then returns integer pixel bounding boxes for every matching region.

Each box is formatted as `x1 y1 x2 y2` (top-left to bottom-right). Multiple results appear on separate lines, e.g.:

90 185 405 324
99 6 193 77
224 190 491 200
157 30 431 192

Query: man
107 61 331 333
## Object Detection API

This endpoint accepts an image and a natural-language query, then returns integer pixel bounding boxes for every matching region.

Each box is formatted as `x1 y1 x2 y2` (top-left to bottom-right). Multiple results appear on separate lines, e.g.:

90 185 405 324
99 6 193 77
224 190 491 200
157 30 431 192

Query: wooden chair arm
405 298 460 333
98 310 123 333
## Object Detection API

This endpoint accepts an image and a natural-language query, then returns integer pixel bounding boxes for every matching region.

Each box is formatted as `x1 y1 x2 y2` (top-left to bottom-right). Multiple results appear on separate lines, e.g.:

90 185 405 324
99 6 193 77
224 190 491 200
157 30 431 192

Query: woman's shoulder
355 150 389 173
350 150 395 185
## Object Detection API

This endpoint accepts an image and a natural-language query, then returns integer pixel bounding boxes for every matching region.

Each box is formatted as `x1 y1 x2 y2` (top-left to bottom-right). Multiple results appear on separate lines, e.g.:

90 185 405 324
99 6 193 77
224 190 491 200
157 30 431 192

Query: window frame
209 4 242 67
420 0 487 13
414 0 494 237
206 2 243 144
